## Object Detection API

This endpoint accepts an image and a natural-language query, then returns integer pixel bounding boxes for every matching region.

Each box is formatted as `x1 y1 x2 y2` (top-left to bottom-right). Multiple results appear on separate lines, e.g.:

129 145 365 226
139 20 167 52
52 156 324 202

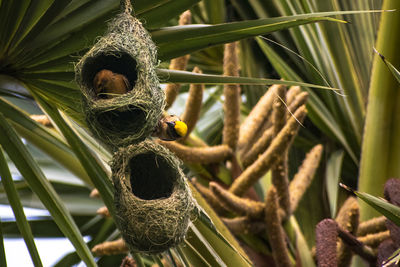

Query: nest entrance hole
129 153 176 200
81 52 138 97
96 105 146 137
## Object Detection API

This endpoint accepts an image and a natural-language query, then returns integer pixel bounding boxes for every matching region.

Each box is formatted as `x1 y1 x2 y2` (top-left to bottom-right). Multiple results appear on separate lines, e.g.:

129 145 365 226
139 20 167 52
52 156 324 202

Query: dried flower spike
230 106 307 196
222 216 265 235
191 178 225 213
357 216 386 236
386 220 400 246
90 188 100 198
335 197 360 267
159 141 232 164
358 230 390 248
241 127 274 168
164 11 192 109
384 178 400 206
315 219 338 267
92 238 129 256
271 85 291 217
238 84 283 154
180 67 204 139
265 186 292 267
30 114 52 127
97 206 111 217
289 144 323 213
377 239 397 267
287 91 309 119
337 227 376 264
286 86 301 105
210 182 265 219
120 256 136 267
223 42 241 150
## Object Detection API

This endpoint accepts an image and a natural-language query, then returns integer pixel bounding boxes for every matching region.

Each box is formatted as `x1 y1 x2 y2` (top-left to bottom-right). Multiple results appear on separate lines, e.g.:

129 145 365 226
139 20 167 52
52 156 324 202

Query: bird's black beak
166 121 180 139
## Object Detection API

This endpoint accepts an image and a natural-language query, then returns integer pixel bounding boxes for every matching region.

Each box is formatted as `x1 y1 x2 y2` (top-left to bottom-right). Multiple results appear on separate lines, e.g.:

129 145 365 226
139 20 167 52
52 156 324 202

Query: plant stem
358 0 400 221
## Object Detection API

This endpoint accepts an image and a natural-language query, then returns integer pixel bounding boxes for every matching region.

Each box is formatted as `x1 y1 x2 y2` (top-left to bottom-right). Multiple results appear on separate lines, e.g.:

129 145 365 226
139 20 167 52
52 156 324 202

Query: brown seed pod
336 227 376 264
241 127 274 168
92 238 129 256
289 144 323 213
287 91 309 120
386 220 400 247
357 216 387 236
191 178 225 213
271 85 290 217
222 216 266 235
286 86 301 106
96 206 111 218
210 182 265 219
315 219 338 267
238 84 283 154
335 197 360 267
120 256 136 267
30 114 52 127
159 141 233 164
384 178 400 206
377 239 397 267
164 11 192 110
180 67 204 139
230 106 307 196
222 42 241 150
358 230 391 248
265 186 292 267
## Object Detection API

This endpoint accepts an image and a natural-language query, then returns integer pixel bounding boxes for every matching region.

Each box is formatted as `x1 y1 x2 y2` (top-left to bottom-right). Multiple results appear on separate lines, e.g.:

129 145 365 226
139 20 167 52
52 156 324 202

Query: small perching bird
153 114 188 141
93 69 131 99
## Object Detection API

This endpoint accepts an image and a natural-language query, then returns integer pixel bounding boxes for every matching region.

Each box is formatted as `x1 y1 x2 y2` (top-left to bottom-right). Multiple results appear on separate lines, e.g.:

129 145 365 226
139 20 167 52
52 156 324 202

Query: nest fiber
75 11 165 148
111 140 195 253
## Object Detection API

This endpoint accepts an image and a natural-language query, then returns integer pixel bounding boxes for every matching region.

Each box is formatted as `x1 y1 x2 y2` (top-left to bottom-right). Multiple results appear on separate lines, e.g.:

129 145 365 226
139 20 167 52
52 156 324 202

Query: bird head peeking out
93 69 131 99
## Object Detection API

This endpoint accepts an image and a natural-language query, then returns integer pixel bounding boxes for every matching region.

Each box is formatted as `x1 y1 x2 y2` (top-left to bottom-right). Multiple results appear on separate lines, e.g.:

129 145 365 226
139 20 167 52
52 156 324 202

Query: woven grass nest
111 140 196 253
75 11 164 149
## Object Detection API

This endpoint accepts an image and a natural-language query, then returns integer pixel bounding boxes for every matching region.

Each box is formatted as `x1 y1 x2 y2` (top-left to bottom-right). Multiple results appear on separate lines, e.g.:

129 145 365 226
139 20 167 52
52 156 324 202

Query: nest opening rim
80 52 138 98
128 152 177 200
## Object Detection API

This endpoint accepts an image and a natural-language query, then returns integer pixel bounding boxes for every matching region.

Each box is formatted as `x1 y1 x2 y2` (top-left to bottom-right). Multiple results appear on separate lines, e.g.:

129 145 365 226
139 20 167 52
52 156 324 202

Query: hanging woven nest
111 140 196 253
75 3 164 148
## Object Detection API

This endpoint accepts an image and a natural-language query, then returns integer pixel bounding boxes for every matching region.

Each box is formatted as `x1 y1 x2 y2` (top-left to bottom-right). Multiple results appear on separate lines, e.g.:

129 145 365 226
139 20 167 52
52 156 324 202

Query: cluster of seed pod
315 179 400 267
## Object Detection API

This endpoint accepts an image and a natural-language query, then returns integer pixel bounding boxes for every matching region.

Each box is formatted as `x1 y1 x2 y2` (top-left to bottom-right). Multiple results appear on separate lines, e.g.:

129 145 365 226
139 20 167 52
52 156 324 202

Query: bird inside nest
153 114 188 141
93 69 131 99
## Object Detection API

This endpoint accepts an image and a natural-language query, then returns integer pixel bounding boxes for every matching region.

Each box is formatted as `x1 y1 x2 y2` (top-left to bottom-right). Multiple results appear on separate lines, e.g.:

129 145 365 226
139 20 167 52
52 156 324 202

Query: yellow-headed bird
153 114 187 141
